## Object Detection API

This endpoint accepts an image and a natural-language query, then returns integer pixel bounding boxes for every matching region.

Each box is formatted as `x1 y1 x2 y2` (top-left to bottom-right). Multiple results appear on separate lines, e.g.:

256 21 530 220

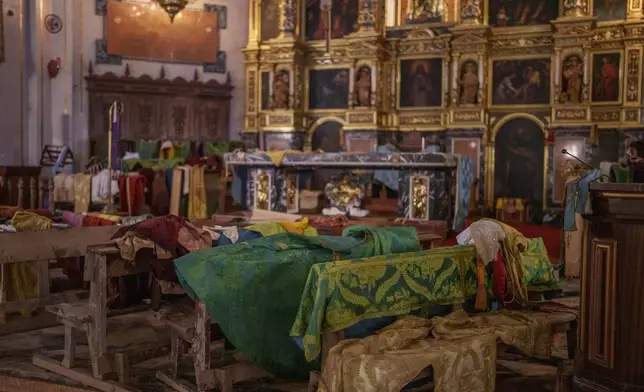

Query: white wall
0 0 248 166
0 0 25 165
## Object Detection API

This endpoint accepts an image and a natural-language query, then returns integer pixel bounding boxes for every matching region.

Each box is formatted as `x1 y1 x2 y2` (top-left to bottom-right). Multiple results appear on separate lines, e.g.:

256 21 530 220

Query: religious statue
458 61 479 105
272 70 290 110
354 66 372 107
562 55 583 103
406 0 443 22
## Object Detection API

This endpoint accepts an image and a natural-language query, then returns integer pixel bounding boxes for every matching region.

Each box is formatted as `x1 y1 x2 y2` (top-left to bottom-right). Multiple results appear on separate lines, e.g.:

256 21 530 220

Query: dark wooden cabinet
87 69 233 159
574 183 644 392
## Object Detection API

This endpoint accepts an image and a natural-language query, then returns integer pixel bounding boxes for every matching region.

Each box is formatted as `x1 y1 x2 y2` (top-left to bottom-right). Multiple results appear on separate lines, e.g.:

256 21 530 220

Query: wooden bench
154 299 270 392
0 225 121 335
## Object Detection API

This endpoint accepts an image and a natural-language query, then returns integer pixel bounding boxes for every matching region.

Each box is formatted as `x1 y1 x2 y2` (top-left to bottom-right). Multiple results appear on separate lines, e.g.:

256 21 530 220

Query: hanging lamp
154 0 191 23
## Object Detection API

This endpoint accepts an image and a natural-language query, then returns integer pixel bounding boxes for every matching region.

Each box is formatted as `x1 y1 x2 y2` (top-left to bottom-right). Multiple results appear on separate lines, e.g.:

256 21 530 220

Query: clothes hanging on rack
188 165 207 219
119 174 147 216
73 174 92 213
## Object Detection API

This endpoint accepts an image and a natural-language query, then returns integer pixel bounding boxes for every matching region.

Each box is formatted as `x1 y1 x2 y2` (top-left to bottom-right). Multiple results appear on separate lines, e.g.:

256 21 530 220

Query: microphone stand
561 149 613 182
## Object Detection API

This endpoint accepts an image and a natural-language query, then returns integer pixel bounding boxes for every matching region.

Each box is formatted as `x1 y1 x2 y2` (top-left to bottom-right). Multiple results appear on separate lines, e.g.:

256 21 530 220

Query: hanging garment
159 141 175 160
172 141 190 160
187 165 207 220
173 225 420 378
453 155 475 232
73 174 92 213
150 170 170 216
137 140 159 160
613 165 632 183
53 173 74 202
373 144 400 191
118 174 147 216
169 168 183 216
90 169 119 203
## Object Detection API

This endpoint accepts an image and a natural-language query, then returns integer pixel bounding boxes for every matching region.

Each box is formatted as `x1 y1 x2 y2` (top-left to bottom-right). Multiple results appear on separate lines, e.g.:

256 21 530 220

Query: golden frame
590 0 629 24
305 65 353 113
306 116 347 149
488 54 554 110
484 0 564 28
590 49 624 106
390 0 460 27
396 56 448 111
485 113 548 210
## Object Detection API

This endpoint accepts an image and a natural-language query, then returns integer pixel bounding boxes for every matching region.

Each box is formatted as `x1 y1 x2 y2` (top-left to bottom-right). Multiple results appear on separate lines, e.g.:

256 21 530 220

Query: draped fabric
173 225 420 378
319 310 557 392
118 175 147 216
187 165 207 220
73 174 92 213
291 246 479 362
453 155 475 232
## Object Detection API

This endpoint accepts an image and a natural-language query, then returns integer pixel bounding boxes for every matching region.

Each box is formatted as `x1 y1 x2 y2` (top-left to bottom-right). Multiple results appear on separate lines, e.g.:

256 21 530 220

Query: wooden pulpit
574 183 644 391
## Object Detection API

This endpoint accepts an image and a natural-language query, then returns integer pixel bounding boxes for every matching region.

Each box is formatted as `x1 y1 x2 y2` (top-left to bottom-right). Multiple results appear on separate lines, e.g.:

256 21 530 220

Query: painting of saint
458 61 479 105
492 59 551 106
272 70 290 110
260 0 280 42
594 0 627 21
494 118 545 205
399 58 443 108
592 53 621 103
488 0 559 27
261 72 271 110
403 0 443 24
561 55 583 103
309 69 350 109
306 0 358 41
354 66 372 107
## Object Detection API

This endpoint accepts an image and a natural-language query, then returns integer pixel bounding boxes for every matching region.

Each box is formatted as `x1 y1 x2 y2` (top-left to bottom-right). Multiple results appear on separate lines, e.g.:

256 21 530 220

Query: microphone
561 149 613 181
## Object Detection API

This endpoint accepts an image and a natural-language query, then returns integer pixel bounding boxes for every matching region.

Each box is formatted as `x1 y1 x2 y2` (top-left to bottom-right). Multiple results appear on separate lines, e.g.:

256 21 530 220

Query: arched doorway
493 116 545 208
310 119 343 190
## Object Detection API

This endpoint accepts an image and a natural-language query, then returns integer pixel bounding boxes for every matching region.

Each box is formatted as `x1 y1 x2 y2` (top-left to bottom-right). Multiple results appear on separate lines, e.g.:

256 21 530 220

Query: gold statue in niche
411 176 428 219
562 55 583 103
458 61 479 105
355 66 372 107
272 70 290 110
255 172 270 210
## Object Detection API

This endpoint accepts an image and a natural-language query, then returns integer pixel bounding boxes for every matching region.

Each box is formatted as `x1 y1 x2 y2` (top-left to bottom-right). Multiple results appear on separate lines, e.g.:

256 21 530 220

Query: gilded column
460 0 483 25
279 0 297 38
562 0 589 17
628 0 644 20
358 0 376 32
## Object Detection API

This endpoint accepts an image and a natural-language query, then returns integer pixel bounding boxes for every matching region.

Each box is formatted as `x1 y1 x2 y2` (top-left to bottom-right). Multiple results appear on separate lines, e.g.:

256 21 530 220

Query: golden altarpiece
242 0 644 210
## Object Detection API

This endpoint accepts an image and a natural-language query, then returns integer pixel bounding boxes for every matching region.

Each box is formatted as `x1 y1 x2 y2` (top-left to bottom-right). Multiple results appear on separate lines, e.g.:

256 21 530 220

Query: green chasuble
173 225 420 378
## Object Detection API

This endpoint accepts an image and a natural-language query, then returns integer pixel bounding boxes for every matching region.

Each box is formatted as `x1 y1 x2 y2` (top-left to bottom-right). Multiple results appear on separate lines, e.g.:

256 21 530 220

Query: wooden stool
155 299 270 392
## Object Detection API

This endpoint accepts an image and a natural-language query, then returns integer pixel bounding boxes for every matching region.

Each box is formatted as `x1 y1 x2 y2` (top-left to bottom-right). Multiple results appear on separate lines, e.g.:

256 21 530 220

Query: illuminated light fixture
153 0 192 23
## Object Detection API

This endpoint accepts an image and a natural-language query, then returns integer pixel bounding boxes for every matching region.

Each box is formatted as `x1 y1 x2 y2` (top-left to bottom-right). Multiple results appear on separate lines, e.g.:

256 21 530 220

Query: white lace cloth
456 220 506 265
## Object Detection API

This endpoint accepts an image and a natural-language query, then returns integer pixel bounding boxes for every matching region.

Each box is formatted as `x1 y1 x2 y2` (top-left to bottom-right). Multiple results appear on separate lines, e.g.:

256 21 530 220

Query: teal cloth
136 140 159 159
173 225 420 378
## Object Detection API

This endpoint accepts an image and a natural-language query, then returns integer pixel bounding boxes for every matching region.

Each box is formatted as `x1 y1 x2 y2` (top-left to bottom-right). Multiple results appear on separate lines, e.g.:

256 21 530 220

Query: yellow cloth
481 218 530 302
169 168 183 216
159 141 176 160
4 212 53 316
264 150 313 167
319 310 556 392
278 217 311 234
11 211 52 231
495 198 525 212
73 174 92 213
246 221 318 237
187 165 207 220
87 213 121 223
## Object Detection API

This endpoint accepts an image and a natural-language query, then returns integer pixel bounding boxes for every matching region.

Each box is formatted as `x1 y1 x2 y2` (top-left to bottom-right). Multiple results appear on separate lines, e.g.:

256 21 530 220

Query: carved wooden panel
86 70 233 153
587 238 616 370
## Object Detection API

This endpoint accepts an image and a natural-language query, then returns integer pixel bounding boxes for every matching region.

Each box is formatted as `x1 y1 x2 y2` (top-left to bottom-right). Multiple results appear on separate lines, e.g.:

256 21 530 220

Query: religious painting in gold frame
493 116 546 208
261 71 271 110
593 0 627 22
397 58 443 109
308 68 351 110
0 0 4 64
487 0 560 27
386 0 458 26
305 0 358 41
591 51 622 104
260 0 280 41
553 137 587 204
490 57 552 108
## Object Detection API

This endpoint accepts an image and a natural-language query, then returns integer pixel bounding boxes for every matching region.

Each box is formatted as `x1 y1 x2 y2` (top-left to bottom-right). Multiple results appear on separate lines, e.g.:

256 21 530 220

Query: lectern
574 183 644 391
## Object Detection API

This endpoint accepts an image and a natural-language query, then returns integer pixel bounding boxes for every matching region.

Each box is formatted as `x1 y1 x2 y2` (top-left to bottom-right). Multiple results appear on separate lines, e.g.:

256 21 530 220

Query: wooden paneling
575 183 644 391
86 68 233 157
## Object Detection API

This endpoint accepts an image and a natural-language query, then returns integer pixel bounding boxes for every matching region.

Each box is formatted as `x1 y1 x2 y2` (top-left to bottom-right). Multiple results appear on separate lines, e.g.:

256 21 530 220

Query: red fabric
493 250 506 304
119 175 146 216
0 208 53 220
82 216 116 227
